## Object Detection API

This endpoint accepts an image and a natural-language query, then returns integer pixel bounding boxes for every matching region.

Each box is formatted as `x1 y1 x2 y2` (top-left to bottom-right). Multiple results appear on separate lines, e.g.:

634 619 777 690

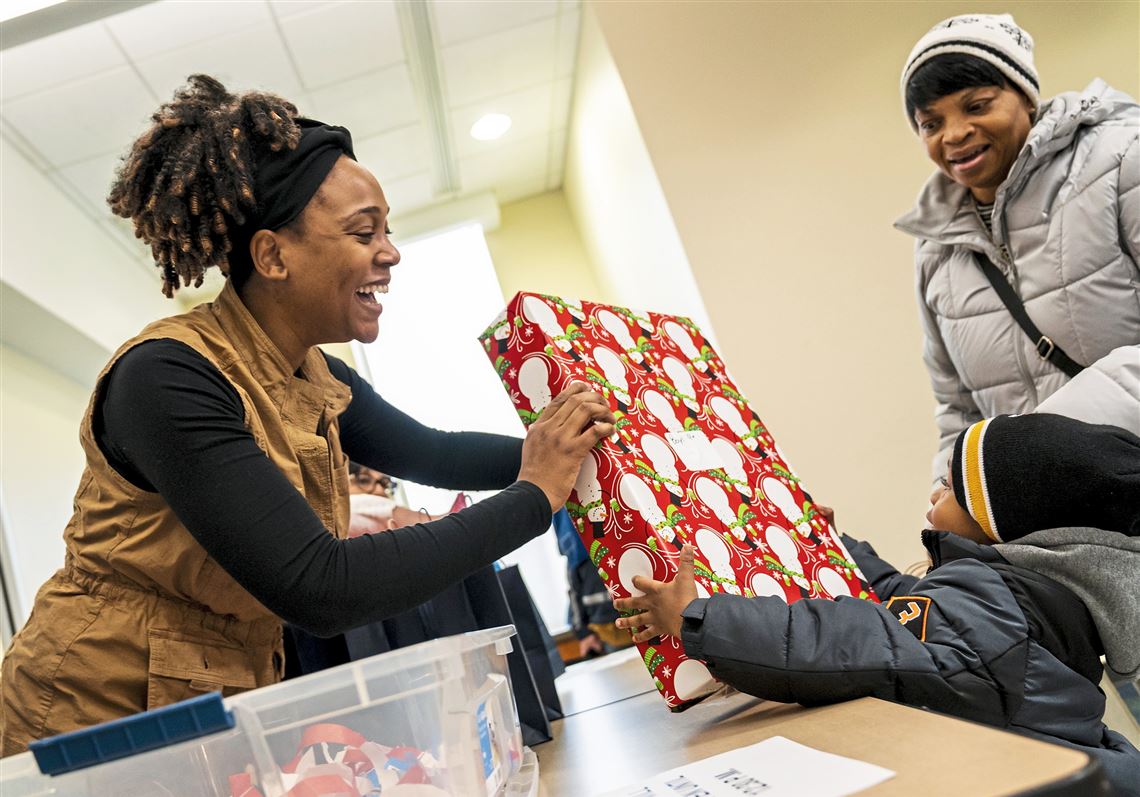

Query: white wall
0 131 171 627
563 8 716 342
0 344 90 621
0 136 169 351
355 223 571 633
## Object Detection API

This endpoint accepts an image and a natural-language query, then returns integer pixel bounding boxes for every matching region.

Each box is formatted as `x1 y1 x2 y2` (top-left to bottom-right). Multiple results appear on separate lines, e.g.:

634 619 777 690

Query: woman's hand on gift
519 381 616 511
613 544 698 642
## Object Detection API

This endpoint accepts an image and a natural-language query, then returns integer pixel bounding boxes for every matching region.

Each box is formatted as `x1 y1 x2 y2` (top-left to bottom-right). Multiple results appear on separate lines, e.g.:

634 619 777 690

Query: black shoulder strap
972 252 1085 378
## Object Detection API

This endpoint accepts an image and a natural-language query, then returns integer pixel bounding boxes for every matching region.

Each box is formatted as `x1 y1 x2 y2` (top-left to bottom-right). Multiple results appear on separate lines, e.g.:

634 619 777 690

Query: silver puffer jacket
895 79 1140 481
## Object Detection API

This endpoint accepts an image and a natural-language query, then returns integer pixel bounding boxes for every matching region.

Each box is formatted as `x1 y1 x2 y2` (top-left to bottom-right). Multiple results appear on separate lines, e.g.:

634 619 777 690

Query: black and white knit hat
901 14 1039 125
951 414 1140 542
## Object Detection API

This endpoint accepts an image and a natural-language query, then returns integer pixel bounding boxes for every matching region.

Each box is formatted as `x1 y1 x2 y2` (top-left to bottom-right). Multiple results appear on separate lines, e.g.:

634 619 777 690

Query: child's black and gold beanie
951 414 1140 542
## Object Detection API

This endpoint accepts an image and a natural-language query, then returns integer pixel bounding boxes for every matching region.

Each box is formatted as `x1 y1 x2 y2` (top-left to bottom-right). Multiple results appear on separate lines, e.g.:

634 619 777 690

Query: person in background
893 14 1140 485
616 413 1140 795
346 462 437 537
0 75 614 755
552 509 624 659
287 461 565 745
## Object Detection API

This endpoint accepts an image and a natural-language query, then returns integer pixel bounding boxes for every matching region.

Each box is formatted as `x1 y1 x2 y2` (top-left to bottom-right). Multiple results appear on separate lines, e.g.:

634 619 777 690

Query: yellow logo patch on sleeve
886 595 932 641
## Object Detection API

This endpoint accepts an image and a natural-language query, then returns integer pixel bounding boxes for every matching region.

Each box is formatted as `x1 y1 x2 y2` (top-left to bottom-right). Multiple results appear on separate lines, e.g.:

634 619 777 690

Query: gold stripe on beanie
962 419 1001 542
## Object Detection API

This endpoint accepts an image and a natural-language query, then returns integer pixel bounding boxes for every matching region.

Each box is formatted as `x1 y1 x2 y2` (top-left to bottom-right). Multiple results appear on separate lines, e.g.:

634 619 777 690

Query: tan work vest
1 282 352 755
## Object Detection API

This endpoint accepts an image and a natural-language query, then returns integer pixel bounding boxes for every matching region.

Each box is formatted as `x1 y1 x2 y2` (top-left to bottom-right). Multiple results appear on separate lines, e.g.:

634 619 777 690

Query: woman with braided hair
0 75 614 754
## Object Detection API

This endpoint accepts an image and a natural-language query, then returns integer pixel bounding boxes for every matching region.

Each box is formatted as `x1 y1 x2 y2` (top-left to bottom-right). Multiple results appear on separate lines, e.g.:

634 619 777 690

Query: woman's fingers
540 381 592 424
559 396 615 436
568 395 615 426
545 385 614 428
517 382 618 510
587 422 616 443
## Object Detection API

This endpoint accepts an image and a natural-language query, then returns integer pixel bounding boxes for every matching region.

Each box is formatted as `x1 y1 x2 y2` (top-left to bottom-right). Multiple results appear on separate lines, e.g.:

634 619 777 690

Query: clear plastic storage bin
0 625 539 797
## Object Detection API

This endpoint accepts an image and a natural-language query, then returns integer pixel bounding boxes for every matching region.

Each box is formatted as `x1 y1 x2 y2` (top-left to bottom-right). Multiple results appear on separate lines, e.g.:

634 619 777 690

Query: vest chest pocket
288 429 349 537
146 628 259 711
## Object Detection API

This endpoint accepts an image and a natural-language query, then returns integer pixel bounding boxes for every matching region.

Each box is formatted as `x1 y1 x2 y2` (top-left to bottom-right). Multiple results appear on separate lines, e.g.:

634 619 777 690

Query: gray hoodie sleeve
680 559 1026 728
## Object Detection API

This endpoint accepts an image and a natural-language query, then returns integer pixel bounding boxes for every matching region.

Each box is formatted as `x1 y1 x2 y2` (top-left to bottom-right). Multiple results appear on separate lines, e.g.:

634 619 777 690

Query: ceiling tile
104 0 272 62
55 152 124 216
2 66 157 166
355 123 432 183
134 24 303 102
450 82 552 158
0 23 126 100
307 64 418 140
554 8 581 78
430 0 558 47
458 132 547 195
440 16 559 107
383 172 436 217
278 1 405 90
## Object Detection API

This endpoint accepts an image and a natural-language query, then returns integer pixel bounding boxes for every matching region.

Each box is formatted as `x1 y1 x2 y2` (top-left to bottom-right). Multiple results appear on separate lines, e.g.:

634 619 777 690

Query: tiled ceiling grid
0 0 580 270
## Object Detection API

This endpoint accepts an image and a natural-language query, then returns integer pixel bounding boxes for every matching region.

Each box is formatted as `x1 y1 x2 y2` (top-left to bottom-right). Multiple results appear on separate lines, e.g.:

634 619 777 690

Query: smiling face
269 156 400 348
913 85 1034 203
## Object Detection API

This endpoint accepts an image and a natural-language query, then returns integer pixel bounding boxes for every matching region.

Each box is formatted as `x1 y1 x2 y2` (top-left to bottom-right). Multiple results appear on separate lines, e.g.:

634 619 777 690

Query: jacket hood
893 79 1139 244
996 527 1140 678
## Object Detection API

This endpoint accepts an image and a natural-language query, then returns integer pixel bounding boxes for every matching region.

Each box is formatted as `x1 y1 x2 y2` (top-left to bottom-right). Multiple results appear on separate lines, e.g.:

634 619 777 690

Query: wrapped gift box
480 293 877 709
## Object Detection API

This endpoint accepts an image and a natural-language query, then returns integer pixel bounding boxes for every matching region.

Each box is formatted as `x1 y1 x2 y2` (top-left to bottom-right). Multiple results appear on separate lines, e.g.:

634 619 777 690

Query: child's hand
815 504 836 528
613 544 698 642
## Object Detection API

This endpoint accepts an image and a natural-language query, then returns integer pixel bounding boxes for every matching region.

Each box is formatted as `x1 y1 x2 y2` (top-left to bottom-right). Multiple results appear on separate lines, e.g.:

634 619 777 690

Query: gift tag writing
665 431 722 471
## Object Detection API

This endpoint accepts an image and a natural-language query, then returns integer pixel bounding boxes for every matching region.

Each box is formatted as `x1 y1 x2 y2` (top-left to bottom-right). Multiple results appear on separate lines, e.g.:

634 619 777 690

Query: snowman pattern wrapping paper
481 293 878 709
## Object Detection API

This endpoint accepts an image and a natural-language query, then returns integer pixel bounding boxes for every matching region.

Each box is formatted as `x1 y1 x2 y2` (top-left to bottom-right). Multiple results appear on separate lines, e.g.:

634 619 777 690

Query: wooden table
538 651 1105 796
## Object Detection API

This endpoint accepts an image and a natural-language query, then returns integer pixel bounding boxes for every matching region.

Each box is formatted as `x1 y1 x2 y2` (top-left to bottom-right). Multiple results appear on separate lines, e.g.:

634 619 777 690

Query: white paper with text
602 736 895 797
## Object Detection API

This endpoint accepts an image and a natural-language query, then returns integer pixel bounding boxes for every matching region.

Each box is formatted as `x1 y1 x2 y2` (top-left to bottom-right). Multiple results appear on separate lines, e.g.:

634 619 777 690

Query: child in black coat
616 414 1140 795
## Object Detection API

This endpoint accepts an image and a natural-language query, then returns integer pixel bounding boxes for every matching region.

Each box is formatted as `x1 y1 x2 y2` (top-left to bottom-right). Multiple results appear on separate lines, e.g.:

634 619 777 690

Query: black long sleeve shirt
96 339 549 636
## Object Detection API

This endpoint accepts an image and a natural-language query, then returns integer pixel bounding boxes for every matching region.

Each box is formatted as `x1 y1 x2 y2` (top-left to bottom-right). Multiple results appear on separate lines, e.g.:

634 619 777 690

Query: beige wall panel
592 1 1139 567
485 190 607 303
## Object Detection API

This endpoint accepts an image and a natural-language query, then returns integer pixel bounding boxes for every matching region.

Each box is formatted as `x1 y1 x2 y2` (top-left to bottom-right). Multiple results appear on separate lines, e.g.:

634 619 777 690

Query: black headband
251 117 356 232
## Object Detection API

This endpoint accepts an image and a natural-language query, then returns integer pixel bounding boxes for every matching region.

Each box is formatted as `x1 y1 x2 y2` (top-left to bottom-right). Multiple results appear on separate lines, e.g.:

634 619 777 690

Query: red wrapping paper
481 293 878 709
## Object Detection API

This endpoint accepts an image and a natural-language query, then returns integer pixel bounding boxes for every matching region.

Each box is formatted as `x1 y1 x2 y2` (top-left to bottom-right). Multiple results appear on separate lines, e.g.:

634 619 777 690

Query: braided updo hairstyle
108 75 301 298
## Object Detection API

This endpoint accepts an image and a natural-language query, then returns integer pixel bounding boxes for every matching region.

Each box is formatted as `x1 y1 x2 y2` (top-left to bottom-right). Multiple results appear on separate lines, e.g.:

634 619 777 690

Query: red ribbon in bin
230 722 442 797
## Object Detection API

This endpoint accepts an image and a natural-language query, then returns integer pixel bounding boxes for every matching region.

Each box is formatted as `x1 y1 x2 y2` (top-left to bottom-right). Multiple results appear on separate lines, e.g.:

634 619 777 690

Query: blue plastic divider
29 692 235 776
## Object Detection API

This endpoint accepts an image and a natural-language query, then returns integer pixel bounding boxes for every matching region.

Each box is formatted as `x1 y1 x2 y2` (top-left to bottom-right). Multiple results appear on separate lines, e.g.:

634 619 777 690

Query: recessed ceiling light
470 113 512 141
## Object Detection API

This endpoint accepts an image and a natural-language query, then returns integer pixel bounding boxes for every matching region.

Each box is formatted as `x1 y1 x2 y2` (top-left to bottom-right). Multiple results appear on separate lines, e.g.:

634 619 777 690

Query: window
355 223 570 633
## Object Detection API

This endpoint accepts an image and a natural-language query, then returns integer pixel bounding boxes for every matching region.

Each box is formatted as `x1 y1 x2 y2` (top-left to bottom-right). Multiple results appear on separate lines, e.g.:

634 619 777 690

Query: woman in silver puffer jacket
893 13 1139 483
